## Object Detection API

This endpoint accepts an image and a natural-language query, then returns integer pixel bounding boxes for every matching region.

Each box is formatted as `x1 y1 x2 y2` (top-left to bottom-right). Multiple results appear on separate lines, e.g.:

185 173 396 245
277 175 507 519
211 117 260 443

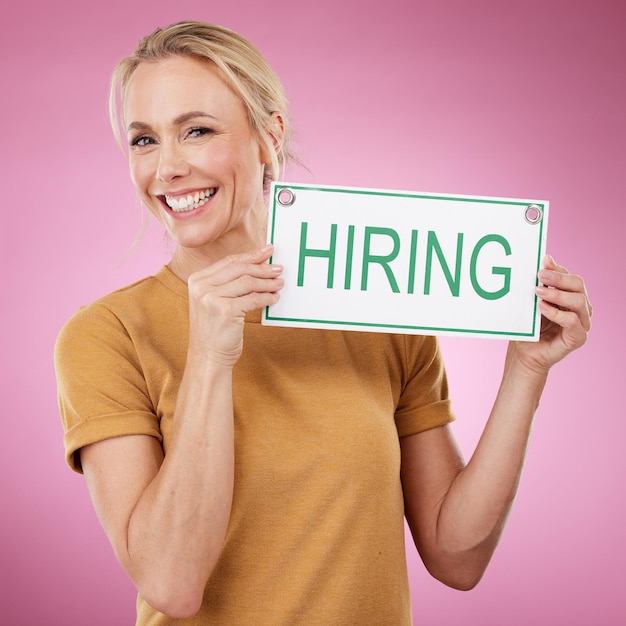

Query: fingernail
270 264 283 273
260 244 273 254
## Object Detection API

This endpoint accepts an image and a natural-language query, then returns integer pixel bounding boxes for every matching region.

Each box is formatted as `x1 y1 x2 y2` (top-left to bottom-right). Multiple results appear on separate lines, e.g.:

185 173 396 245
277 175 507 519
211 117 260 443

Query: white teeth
164 188 215 212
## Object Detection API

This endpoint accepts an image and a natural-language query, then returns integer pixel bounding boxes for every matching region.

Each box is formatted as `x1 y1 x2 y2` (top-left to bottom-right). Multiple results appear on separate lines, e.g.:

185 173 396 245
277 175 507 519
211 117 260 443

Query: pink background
2 0 624 623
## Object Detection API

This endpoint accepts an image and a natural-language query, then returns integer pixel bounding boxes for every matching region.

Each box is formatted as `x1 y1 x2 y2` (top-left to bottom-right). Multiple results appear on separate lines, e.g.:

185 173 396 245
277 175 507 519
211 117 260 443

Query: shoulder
88 268 183 319
58 268 183 343
55 271 171 363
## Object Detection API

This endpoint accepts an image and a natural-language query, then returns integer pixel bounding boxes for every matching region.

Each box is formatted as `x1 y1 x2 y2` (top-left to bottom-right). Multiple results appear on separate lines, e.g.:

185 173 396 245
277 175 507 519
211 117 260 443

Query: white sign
262 183 548 341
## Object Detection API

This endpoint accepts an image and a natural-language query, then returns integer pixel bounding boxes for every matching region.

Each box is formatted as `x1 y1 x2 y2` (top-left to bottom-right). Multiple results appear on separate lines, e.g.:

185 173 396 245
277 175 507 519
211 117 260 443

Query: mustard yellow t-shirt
55 266 454 625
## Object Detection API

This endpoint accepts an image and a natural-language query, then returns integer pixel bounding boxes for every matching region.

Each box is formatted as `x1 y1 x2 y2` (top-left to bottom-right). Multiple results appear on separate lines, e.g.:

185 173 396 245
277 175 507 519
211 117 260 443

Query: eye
129 134 156 148
186 126 214 139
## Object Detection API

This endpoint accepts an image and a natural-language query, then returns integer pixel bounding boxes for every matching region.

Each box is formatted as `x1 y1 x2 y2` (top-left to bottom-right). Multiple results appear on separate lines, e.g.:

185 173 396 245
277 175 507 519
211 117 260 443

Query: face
123 55 270 255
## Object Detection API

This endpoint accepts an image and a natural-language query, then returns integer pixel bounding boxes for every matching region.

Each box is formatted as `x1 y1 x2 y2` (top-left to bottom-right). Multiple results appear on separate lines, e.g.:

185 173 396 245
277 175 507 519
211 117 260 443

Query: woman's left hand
510 255 592 374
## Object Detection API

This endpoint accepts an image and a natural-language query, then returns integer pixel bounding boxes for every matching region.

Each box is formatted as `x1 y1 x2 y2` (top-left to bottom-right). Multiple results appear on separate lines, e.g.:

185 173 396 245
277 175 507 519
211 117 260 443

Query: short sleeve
55 304 162 473
394 335 455 437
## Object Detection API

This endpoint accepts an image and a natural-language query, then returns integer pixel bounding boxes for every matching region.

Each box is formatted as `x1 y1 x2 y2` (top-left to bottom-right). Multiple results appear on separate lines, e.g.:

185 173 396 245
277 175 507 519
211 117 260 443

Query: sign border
264 183 548 340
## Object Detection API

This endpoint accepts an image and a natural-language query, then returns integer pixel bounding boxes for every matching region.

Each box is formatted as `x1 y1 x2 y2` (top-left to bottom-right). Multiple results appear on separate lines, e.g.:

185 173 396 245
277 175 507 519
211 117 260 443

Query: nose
156 143 190 183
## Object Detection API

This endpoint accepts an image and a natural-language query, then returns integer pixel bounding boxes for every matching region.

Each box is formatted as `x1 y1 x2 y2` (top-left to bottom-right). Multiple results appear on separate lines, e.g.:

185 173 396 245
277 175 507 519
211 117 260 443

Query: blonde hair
109 21 292 187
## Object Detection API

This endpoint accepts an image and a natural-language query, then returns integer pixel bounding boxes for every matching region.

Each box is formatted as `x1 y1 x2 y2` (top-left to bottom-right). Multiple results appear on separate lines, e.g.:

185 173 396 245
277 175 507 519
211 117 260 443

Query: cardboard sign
262 183 548 340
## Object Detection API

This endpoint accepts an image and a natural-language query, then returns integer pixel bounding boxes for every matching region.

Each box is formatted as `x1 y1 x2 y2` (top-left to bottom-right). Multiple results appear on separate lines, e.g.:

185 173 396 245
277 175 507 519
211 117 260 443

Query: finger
536 286 592 331
235 289 282 312
190 271 283 302
538 261 592 315
214 246 278 279
538 299 588 348
538 268 585 294
248 244 275 264
191 247 282 288
226 244 278 268
206 245 276 275
218 274 284 299
543 254 569 275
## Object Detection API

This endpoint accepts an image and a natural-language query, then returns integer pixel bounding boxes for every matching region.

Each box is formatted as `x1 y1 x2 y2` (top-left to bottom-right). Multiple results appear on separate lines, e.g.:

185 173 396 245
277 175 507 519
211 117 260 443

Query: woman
55 21 592 625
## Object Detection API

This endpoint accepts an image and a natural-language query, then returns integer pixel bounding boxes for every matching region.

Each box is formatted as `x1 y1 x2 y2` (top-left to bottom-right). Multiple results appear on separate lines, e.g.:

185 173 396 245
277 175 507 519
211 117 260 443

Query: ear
262 111 285 163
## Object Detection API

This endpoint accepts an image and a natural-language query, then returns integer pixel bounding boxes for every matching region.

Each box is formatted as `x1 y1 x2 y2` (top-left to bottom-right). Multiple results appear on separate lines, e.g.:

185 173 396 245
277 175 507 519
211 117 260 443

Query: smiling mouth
163 188 217 212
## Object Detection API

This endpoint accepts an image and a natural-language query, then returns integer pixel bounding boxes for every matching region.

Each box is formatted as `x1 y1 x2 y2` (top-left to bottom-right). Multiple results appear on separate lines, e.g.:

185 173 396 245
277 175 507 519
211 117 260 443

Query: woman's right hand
186 244 283 367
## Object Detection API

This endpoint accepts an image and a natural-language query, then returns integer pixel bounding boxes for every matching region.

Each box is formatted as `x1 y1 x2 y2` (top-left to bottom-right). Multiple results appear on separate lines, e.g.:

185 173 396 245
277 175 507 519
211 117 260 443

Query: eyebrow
126 111 219 132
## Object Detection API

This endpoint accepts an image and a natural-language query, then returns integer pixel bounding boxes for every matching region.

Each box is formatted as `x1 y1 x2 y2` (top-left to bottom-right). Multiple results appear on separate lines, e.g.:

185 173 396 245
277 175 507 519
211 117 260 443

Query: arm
81 246 283 618
401 256 592 590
